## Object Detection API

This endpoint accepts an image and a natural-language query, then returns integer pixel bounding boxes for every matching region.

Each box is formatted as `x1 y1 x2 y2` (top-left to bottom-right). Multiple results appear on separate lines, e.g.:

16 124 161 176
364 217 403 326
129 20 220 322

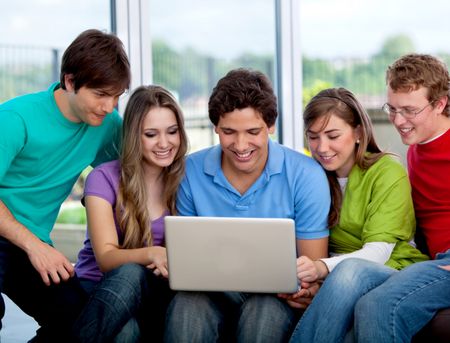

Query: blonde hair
116 85 188 249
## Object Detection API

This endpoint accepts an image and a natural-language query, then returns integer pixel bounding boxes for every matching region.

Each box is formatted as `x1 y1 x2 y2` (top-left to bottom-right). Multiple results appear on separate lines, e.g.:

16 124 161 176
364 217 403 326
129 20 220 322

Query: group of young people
0 28 449 343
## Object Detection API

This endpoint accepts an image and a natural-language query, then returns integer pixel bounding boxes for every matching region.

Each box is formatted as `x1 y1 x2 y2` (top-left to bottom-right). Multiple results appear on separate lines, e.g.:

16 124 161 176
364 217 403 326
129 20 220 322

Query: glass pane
0 2 110 229
150 0 277 152
299 0 450 164
0 0 110 101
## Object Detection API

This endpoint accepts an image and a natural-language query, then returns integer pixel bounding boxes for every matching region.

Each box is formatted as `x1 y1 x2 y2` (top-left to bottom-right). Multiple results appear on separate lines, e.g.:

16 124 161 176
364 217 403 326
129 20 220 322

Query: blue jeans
289 258 396 343
0 237 87 343
165 291 298 343
354 250 450 343
74 263 174 343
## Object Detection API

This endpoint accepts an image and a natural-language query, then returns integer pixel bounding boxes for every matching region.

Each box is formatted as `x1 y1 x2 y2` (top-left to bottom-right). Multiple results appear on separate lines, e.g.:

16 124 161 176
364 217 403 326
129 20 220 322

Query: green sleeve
360 156 415 243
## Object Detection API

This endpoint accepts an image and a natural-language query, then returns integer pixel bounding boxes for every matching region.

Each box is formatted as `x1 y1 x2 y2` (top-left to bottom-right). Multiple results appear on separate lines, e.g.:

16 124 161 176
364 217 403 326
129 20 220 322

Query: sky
0 0 449 59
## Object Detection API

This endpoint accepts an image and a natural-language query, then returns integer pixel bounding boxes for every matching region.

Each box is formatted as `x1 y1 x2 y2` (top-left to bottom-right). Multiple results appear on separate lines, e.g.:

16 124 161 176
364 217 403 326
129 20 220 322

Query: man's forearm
0 199 42 253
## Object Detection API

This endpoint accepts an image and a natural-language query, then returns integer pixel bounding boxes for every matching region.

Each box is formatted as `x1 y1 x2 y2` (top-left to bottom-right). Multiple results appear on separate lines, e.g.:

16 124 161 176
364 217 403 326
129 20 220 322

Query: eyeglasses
382 101 434 120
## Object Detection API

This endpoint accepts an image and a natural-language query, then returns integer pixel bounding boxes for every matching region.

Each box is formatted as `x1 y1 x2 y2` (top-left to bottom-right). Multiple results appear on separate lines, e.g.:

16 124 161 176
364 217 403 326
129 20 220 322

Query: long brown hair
304 87 389 227
116 85 188 249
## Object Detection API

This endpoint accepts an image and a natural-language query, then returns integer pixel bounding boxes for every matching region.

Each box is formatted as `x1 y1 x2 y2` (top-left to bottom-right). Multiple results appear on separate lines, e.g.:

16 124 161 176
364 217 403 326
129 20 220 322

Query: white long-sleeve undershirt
321 242 395 273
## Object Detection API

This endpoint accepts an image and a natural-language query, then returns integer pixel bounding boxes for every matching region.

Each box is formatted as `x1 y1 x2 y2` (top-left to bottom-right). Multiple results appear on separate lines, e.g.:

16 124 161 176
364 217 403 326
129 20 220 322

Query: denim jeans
354 250 450 343
74 263 173 343
0 237 87 343
289 258 396 343
164 291 298 343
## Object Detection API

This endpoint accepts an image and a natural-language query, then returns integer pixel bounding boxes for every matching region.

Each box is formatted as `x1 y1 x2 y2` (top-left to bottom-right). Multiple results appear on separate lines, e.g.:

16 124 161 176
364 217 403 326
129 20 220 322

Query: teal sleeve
0 110 26 182
91 112 122 167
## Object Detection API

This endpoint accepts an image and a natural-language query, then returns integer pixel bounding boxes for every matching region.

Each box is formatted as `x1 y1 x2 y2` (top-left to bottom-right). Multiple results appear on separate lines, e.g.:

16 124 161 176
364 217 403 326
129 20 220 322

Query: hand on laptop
146 246 169 278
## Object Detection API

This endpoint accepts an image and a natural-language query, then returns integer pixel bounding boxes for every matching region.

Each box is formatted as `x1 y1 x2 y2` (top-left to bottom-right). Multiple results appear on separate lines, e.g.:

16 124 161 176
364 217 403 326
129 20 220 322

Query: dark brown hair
208 68 277 127
60 29 130 93
304 87 389 227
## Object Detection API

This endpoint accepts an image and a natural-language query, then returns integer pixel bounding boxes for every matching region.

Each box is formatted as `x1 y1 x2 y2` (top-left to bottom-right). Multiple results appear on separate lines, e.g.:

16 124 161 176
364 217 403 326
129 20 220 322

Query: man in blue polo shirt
165 68 330 342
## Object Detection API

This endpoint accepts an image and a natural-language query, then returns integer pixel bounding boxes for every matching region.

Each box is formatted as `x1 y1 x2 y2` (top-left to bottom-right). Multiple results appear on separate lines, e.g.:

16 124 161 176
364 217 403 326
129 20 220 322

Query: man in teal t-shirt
0 29 130 342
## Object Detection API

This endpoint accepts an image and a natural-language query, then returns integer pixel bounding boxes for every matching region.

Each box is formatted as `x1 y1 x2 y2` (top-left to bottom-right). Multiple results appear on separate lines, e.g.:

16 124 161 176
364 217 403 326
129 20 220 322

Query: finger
297 271 315 282
57 266 71 282
49 270 61 284
294 289 310 298
63 260 75 276
287 300 307 309
40 271 51 286
147 263 156 269
159 266 169 278
153 268 161 276
300 281 312 288
439 265 450 271
288 290 303 299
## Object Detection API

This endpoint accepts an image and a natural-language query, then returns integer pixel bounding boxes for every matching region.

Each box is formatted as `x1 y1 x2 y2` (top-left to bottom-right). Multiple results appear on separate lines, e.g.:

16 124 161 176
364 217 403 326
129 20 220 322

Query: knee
242 295 293 325
168 292 214 317
327 258 390 291
239 295 295 341
107 263 145 280
165 292 221 342
105 264 146 285
100 263 147 298
325 259 369 287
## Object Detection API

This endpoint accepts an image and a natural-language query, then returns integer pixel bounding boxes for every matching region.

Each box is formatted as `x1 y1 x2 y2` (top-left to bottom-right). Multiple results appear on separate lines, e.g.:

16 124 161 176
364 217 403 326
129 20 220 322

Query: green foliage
302 80 333 107
56 206 87 225
375 34 415 59
152 40 182 93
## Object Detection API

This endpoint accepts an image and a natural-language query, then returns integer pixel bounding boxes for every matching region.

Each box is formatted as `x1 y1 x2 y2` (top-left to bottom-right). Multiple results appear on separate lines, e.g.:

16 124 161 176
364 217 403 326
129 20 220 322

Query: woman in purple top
73 85 188 343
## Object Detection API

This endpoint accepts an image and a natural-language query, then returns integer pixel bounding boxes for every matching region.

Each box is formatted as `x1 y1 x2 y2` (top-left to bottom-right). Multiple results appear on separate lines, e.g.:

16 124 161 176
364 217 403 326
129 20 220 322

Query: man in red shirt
354 54 450 342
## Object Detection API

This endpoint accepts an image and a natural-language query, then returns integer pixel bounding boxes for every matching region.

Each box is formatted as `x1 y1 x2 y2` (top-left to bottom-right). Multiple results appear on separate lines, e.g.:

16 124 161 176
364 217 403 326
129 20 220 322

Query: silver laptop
165 216 298 293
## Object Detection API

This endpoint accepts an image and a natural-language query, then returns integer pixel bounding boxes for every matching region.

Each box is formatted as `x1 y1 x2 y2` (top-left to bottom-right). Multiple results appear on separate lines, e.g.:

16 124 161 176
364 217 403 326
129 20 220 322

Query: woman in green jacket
288 87 428 343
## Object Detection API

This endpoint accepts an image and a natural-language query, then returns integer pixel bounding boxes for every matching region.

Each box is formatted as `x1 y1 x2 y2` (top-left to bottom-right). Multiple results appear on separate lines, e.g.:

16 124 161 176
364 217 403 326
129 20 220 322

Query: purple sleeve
84 161 120 206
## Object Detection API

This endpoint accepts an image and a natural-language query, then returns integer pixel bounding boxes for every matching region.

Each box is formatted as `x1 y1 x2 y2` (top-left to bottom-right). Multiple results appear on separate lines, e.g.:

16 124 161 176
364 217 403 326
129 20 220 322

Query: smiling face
141 107 180 171
215 107 275 181
307 113 360 178
387 86 446 145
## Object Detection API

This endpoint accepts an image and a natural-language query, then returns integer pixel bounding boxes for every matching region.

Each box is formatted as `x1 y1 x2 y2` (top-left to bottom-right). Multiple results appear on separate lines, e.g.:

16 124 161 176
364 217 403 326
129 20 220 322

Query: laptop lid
165 216 298 293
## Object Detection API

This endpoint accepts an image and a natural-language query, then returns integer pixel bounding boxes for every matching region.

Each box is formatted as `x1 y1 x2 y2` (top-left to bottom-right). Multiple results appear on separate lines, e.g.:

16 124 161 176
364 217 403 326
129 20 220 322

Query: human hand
146 246 168 278
296 256 325 282
27 241 74 286
439 265 450 271
278 281 320 309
